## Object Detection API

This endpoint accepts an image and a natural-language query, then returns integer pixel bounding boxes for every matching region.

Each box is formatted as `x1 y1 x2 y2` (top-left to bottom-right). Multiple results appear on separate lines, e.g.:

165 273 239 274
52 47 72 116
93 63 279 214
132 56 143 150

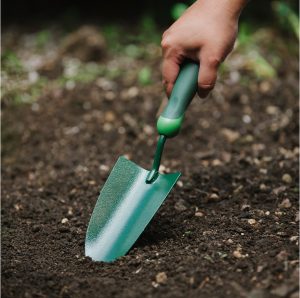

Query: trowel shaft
146 135 166 183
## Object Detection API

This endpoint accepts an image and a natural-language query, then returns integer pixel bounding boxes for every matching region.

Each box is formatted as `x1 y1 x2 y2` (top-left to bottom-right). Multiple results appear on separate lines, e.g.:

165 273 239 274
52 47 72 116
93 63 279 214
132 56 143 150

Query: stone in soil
278 198 292 209
155 272 167 284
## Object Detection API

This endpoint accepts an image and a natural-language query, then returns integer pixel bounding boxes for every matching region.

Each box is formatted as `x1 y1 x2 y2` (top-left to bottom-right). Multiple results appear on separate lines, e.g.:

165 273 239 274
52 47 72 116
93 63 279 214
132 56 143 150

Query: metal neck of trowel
146 61 200 184
146 135 166 184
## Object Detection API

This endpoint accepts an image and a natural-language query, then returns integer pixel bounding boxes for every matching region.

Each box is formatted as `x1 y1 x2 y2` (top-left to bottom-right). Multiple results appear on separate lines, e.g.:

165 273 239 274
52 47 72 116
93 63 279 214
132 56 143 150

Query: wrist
194 0 247 19
224 0 248 18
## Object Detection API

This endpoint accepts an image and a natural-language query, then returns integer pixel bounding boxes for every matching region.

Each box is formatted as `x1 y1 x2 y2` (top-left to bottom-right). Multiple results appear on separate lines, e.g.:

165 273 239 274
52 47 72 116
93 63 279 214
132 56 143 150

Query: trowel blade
85 156 180 262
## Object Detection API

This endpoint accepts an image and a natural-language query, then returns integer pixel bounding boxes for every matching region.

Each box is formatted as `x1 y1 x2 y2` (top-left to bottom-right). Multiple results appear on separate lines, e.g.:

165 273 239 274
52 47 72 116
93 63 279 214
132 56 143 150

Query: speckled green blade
85 156 180 262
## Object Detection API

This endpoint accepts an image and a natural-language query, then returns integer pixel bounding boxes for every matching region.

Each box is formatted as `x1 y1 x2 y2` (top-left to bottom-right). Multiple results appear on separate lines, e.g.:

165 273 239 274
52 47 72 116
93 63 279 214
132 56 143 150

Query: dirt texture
2 62 299 297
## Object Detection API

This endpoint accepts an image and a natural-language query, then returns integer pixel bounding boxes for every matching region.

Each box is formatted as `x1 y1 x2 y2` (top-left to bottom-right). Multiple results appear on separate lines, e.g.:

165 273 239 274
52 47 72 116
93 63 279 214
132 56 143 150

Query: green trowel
85 61 199 262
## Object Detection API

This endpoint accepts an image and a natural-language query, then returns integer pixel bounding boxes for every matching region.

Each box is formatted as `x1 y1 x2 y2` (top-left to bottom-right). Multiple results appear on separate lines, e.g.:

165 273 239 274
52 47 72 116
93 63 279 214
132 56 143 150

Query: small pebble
282 173 292 184
174 199 188 211
259 184 267 190
143 125 154 135
61 218 69 224
195 211 204 217
234 185 243 193
105 91 116 101
14 203 22 211
276 250 288 261
259 168 267 174
262 156 272 162
212 159 222 166
233 250 243 259
176 181 183 188
256 209 265 217
209 193 219 201
118 127 126 134
278 198 292 209
155 272 167 284
188 277 195 285
242 115 251 124
31 103 40 112
248 219 257 225
257 265 264 273
243 134 254 143
127 86 139 98
103 123 112 132
273 186 286 195
266 105 279 115
99 164 109 172
241 204 251 211
265 211 270 216
65 80 75 90
28 71 39 83
159 165 170 173
221 128 240 143
233 246 247 259
260 81 271 93
290 236 298 242
135 267 142 274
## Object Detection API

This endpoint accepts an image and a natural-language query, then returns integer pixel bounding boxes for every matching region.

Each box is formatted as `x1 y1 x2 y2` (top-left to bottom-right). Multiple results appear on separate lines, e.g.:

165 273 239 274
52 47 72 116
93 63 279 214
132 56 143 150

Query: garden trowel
85 61 199 262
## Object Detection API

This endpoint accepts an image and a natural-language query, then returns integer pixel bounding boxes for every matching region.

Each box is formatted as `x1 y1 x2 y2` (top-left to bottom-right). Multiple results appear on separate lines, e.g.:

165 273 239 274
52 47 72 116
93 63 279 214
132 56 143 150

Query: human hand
161 0 247 98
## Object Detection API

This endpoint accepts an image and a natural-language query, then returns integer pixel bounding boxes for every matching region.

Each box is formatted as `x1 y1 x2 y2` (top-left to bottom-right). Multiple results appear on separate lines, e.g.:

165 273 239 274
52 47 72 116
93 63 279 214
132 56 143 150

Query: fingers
162 57 180 97
161 34 184 97
162 31 222 98
197 52 220 98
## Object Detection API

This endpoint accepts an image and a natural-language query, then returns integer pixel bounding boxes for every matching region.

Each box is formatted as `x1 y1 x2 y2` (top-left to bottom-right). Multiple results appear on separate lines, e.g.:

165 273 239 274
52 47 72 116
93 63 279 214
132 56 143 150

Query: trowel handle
157 61 199 137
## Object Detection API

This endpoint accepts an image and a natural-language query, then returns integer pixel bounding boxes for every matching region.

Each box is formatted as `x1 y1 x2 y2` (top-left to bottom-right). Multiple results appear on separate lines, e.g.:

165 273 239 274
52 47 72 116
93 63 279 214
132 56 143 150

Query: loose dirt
2 67 299 297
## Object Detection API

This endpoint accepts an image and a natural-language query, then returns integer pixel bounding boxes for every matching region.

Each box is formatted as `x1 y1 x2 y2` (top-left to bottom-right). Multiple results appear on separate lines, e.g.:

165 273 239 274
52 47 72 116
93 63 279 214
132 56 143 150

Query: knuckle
162 29 170 39
206 56 221 68
161 35 172 50
161 29 177 51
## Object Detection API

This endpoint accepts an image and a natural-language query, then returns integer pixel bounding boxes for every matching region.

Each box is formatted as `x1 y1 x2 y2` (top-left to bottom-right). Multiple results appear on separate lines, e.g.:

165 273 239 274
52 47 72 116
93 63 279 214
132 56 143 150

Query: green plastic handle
157 61 199 137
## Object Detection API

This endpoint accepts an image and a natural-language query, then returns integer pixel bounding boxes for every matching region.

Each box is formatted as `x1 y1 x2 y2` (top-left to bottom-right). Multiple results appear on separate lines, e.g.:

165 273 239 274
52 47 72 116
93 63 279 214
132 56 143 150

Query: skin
161 0 248 98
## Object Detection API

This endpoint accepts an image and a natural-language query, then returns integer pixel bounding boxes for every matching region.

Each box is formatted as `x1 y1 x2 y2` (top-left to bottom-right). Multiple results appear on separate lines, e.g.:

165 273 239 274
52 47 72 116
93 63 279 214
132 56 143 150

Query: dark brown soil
2 68 299 297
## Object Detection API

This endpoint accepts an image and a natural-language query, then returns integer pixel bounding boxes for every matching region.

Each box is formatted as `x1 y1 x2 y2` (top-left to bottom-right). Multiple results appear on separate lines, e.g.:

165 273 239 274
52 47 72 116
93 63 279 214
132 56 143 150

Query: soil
2 63 299 297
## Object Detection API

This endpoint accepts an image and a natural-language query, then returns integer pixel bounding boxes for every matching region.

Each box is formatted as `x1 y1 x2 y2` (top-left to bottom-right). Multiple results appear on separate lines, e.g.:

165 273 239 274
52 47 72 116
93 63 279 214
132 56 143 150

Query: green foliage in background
272 1 299 39
36 30 52 49
2 0 298 105
138 15 161 43
138 67 152 85
102 25 123 53
171 3 188 20
1 51 23 74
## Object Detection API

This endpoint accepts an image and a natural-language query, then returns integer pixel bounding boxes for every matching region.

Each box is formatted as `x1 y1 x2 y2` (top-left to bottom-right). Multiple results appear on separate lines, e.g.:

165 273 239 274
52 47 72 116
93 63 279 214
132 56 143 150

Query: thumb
198 52 220 98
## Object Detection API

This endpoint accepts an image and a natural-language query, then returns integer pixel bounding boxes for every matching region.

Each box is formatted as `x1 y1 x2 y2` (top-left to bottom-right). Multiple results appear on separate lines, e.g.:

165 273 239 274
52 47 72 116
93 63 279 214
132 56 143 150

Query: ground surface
2 27 299 298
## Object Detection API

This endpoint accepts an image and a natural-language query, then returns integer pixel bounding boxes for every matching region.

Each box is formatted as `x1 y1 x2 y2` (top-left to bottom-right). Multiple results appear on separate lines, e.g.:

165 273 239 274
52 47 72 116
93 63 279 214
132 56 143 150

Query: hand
161 0 246 98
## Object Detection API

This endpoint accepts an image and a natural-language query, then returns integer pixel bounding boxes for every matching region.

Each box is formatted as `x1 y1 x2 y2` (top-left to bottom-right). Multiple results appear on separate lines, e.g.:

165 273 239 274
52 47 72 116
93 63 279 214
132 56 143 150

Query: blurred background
2 2 299 296
1 0 299 106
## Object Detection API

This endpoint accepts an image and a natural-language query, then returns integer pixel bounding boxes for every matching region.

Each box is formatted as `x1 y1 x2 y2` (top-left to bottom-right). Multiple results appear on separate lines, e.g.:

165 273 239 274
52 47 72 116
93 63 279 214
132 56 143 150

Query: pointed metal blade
85 156 180 262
